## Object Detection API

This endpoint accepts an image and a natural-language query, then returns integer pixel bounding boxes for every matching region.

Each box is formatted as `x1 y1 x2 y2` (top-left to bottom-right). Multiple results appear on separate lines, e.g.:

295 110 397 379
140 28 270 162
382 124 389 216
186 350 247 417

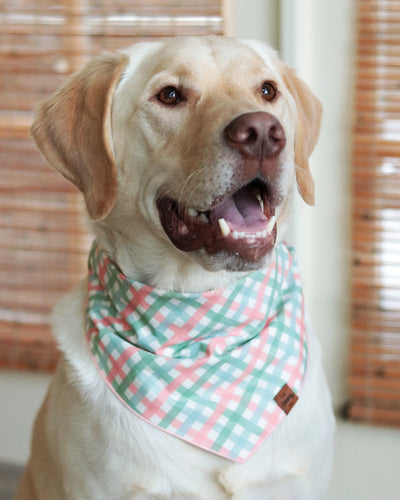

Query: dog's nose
224 112 286 160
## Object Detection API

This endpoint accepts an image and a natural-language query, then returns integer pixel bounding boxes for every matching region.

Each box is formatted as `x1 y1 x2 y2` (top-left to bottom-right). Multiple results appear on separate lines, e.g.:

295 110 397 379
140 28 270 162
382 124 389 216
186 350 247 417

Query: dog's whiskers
109 219 136 255
177 168 208 214
101 209 135 222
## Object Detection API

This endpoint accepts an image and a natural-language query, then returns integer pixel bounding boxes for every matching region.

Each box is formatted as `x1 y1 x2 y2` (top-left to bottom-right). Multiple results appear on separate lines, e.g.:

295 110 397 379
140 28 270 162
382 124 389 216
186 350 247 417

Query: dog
16 36 335 500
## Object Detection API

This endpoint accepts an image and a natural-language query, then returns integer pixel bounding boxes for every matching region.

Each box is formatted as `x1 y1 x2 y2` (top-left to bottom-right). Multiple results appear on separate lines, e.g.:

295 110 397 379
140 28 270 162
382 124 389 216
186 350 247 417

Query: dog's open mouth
157 180 277 263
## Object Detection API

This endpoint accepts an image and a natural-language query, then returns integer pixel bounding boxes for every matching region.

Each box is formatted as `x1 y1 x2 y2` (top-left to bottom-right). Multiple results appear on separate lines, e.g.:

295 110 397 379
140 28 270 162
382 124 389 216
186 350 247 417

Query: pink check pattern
86 241 308 463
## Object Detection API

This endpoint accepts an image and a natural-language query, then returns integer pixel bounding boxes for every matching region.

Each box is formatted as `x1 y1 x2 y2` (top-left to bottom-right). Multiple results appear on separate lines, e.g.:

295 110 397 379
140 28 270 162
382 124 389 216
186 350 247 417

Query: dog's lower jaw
91 207 280 293
190 246 275 273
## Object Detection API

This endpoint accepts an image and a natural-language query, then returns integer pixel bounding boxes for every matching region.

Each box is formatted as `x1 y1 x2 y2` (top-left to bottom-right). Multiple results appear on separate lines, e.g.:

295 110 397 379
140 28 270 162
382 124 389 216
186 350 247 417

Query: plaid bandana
86 241 307 463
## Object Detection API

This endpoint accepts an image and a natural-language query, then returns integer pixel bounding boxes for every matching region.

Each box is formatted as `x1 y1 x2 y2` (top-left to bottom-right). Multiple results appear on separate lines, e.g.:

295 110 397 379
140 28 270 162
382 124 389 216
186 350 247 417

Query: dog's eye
261 81 277 102
157 86 182 106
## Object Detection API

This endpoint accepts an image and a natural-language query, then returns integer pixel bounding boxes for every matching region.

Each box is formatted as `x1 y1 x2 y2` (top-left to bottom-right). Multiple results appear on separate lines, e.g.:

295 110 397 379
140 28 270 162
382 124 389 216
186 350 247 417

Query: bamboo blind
0 0 225 372
348 0 400 426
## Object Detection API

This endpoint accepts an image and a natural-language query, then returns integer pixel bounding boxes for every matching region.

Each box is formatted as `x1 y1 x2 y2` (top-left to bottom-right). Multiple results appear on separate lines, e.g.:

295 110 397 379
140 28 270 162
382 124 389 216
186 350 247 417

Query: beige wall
231 0 279 48
0 371 50 463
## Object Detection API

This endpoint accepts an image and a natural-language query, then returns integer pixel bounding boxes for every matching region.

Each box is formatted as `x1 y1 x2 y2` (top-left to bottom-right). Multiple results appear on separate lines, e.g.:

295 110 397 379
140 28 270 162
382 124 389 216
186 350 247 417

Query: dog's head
31 37 321 286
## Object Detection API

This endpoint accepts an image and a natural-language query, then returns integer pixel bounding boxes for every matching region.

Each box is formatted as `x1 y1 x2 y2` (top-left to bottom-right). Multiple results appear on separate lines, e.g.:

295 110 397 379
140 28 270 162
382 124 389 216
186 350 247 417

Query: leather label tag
274 384 299 415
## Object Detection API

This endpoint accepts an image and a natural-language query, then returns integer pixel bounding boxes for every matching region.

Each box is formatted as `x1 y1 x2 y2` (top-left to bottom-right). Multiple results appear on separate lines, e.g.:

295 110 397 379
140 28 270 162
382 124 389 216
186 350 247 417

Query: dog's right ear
31 53 128 220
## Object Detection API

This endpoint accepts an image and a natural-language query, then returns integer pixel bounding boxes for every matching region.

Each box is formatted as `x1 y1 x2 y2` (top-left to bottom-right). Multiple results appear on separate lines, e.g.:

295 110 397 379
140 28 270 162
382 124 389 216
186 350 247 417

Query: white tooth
232 231 239 240
199 213 209 223
239 232 245 238
218 218 231 236
256 192 266 216
261 230 267 237
256 191 265 211
266 216 276 234
188 208 198 217
256 232 261 237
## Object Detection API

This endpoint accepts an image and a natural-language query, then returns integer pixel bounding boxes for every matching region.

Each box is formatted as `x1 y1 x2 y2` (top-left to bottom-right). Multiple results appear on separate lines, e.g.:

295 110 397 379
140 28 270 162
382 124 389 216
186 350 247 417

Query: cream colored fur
16 37 334 500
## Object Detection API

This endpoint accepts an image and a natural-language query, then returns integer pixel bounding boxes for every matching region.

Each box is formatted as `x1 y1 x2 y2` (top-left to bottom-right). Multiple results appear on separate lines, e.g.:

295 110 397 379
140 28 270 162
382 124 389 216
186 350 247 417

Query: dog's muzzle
157 113 287 264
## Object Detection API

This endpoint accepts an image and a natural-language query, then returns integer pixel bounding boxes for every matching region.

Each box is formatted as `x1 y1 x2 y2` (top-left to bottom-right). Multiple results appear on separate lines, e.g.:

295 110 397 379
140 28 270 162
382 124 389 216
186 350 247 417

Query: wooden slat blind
0 0 225 372
348 0 400 426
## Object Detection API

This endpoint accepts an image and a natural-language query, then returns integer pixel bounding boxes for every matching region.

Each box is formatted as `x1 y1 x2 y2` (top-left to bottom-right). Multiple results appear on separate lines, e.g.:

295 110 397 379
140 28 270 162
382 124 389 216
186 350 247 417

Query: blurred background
0 0 399 498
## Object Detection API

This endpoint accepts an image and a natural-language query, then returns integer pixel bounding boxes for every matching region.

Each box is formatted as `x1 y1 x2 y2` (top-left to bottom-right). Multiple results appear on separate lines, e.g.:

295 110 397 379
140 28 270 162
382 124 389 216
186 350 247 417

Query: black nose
224 112 286 160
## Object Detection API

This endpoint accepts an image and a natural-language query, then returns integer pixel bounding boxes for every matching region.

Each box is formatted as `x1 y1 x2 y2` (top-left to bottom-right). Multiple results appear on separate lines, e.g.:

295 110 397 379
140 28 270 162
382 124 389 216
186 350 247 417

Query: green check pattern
86 241 307 463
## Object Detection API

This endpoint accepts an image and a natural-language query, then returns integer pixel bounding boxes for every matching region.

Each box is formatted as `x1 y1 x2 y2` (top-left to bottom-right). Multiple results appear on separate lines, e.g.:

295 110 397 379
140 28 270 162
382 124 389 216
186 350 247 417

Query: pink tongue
210 188 266 230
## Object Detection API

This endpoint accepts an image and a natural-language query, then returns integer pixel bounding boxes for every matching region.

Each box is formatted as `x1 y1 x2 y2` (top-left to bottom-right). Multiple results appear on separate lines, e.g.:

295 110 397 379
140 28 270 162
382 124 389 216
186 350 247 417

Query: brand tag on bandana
86 241 307 463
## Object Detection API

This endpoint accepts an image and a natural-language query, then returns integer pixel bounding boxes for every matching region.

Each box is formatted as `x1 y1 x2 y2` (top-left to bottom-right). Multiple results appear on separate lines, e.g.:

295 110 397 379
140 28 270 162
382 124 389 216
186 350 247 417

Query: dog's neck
91 223 244 293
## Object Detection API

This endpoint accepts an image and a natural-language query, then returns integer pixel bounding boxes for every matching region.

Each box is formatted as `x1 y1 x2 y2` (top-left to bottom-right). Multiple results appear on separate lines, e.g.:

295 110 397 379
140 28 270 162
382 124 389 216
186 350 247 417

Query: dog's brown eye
261 81 277 102
157 86 182 105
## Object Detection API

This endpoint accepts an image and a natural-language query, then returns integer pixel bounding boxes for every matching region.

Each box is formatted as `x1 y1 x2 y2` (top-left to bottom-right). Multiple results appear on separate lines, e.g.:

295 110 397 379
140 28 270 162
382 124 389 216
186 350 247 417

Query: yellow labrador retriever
16 37 334 500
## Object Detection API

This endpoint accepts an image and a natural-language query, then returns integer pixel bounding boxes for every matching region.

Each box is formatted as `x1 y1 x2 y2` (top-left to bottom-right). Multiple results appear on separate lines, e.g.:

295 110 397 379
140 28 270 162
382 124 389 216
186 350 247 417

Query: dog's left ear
282 66 322 205
31 52 128 220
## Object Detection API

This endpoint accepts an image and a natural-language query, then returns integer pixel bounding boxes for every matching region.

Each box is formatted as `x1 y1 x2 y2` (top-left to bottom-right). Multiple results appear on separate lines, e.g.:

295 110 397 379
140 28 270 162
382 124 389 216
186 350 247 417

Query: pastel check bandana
86 241 307 463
